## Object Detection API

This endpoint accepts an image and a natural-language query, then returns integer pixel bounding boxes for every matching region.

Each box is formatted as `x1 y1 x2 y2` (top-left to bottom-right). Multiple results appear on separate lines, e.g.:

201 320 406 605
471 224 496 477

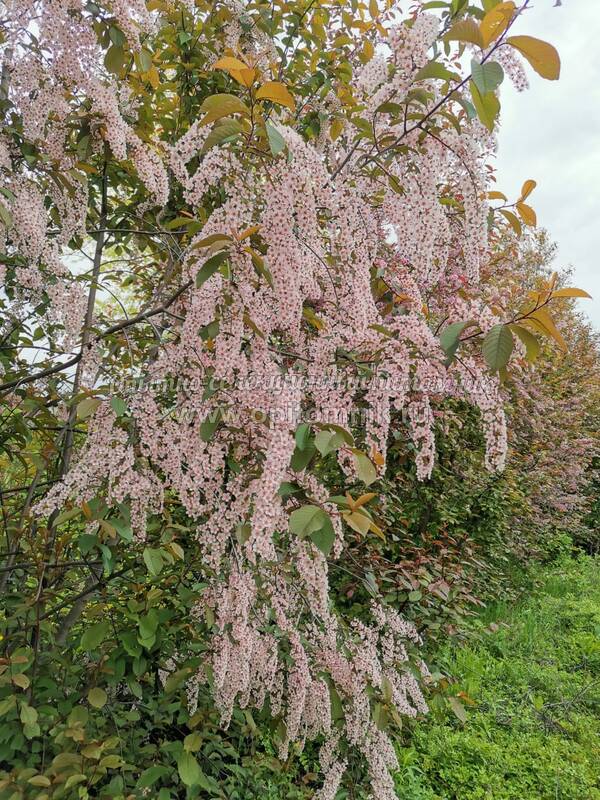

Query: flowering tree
0 0 587 796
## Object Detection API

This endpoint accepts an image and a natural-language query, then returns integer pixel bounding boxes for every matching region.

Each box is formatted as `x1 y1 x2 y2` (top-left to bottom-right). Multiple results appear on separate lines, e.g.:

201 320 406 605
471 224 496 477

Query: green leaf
482 324 514 372
289 505 327 537
353 451 377 486
87 687 107 708
184 732 202 752
290 441 315 471
265 122 286 155
110 395 128 416
23 721 41 739
143 547 164 576
177 751 202 787
104 45 125 74
76 396 102 420
80 621 109 651
278 481 301 498
0 200 13 228
196 251 229 288
164 667 191 693
440 320 474 362
448 695 467 722
470 80 500 132
166 216 196 230
138 766 170 789
0 695 17 716
110 515 133 542
136 49 153 72
248 248 274 288
20 703 38 726
295 423 311 450
309 520 335 557
315 429 346 456
108 25 126 47
471 59 504 94
414 61 460 83
199 407 222 442
202 118 244 153
65 774 87 790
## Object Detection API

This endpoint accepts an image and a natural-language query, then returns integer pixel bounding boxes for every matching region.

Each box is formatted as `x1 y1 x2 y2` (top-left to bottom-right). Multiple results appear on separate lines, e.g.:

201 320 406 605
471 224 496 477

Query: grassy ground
394 556 600 800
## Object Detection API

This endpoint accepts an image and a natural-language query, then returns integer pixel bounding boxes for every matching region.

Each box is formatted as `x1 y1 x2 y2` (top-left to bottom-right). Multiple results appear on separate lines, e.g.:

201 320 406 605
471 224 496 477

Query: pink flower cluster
1 1 534 795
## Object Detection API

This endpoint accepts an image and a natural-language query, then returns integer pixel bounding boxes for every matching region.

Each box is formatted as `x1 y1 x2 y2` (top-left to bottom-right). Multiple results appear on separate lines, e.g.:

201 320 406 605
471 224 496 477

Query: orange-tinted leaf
551 287 592 299
445 19 484 49
527 308 567 351
520 179 537 200
516 201 536 227
256 81 296 110
499 209 522 235
506 36 561 80
213 56 249 72
480 2 515 48
230 67 257 88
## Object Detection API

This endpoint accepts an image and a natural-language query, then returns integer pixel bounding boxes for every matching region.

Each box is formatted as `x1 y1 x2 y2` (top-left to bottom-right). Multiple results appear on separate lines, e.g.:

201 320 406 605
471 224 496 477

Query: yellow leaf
343 510 372 535
345 491 357 510
552 287 592 299
527 289 551 305
506 35 561 80
445 19 484 49
516 201 536 227
12 673 30 689
526 308 567 351
146 66 160 89
168 541 184 560
354 492 377 509
193 233 233 249
488 190 507 201
302 307 325 330
28 776 51 787
499 209 522 235
520 179 536 200
230 67 257 88
361 39 375 63
480 2 515 48
256 81 296 110
199 93 251 126
369 520 385 540
237 224 261 241
213 56 249 72
81 743 103 759
87 687 107 708
330 118 344 140
369 0 378 19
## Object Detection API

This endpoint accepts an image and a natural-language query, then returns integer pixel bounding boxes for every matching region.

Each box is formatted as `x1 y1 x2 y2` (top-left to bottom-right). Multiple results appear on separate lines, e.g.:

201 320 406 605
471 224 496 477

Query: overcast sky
495 0 600 328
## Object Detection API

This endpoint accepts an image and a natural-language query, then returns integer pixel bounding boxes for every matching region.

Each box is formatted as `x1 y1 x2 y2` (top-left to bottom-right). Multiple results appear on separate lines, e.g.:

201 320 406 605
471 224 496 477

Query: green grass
395 556 600 800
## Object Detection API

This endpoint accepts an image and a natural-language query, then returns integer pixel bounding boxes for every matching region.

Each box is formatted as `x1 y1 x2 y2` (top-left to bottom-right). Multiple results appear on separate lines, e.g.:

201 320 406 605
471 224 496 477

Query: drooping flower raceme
0 0 547 793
